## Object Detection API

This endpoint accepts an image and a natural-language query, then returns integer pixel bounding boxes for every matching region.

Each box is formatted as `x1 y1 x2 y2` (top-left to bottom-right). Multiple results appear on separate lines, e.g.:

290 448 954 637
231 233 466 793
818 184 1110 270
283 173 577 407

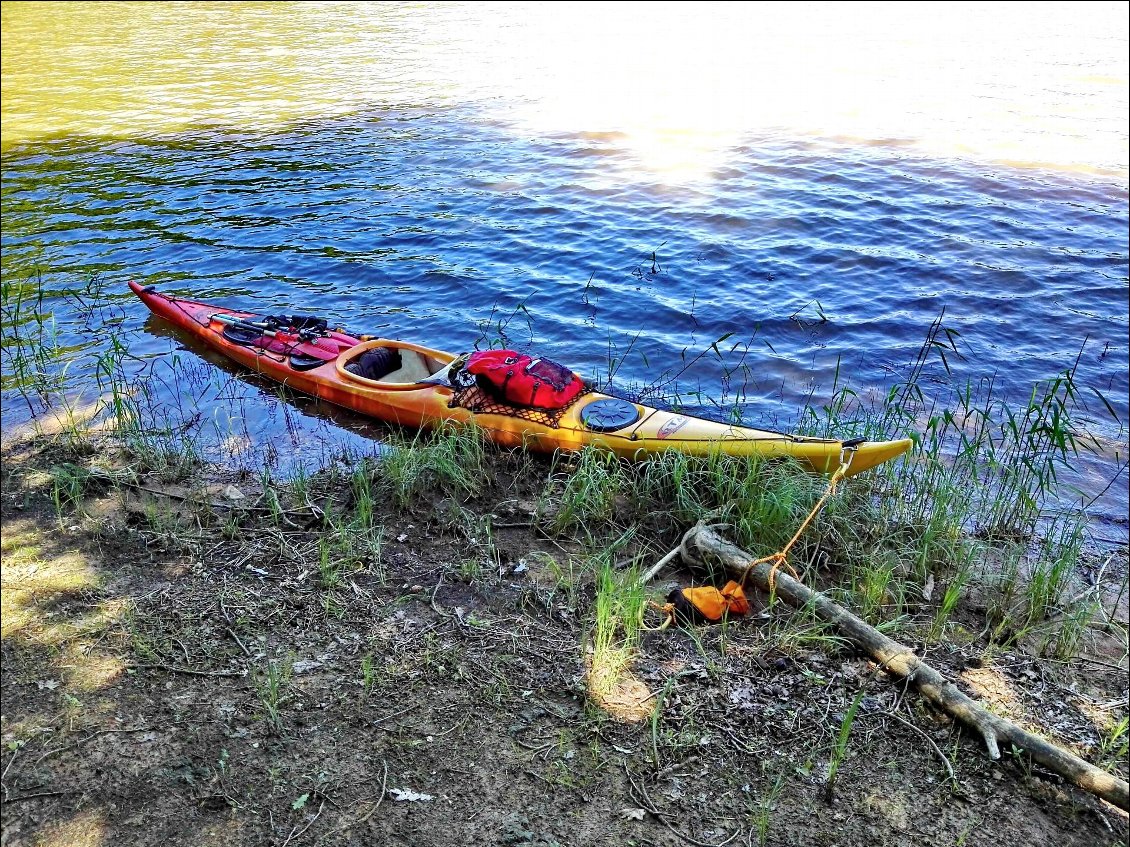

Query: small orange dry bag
667 580 750 624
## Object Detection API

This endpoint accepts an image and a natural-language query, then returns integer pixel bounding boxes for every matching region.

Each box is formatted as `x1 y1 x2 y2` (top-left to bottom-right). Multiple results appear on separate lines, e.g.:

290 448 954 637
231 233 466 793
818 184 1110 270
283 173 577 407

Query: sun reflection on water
482 2 1129 182
2 1 1126 181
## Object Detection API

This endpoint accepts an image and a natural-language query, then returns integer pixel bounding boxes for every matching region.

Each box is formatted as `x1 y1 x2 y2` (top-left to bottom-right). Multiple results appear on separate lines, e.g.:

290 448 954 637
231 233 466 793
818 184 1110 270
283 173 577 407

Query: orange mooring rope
740 446 856 594
646 446 857 630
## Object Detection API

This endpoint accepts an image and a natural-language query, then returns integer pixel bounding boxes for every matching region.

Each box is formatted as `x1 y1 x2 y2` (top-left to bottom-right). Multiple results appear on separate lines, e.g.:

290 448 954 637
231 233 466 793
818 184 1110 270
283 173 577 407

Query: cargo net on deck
449 384 590 428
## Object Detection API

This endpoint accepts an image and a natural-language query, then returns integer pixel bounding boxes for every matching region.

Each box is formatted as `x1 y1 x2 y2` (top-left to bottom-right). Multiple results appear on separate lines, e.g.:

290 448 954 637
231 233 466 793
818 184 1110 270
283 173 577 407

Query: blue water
4 116 1127 424
1 4 1127 530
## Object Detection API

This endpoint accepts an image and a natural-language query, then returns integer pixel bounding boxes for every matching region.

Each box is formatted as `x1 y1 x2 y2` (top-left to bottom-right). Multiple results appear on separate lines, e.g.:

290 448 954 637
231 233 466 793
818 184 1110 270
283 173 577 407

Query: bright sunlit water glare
4 2 1127 180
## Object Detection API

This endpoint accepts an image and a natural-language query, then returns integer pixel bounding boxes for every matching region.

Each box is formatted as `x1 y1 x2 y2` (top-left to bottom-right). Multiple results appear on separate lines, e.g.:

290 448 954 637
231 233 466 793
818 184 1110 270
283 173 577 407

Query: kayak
128 282 912 477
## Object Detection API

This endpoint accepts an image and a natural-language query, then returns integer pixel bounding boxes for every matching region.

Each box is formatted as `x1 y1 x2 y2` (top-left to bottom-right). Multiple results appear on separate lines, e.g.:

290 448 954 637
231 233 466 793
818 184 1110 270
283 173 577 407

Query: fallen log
677 522 1129 811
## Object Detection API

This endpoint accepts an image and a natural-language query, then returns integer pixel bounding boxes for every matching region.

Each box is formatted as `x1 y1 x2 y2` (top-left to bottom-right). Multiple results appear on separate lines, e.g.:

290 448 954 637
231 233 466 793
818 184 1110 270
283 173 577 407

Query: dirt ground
2 437 1128 847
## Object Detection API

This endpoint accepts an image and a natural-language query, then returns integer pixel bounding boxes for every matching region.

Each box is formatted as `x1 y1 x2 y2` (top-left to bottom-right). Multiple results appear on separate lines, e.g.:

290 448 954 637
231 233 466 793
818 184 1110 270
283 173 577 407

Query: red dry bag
464 350 584 410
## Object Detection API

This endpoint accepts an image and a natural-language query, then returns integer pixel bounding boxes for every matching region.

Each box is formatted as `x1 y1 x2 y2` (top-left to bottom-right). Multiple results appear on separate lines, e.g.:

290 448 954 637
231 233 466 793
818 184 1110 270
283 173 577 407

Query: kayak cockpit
337 339 457 389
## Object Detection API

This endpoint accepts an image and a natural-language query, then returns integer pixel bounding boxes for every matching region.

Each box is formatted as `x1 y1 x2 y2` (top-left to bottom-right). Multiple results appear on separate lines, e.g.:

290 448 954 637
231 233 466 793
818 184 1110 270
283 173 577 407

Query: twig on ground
1069 656 1129 673
282 797 326 847
625 766 740 847
172 635 192 664
680 522 1130 811
4 789 69 803
880 710 957 785
90 467 320 518
225 627 253 658
316 759 389 843
640 546 681 584
430 575 452 619
128 663 245 677
515 739 556 758
0 745 19 799
218 593 253 657
656 755 701 780
372 703 421 726
32 727 153 769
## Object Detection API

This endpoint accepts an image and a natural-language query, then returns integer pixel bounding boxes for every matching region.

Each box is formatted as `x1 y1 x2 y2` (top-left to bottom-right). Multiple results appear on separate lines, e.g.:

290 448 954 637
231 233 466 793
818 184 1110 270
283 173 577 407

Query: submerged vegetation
2 271 1128 842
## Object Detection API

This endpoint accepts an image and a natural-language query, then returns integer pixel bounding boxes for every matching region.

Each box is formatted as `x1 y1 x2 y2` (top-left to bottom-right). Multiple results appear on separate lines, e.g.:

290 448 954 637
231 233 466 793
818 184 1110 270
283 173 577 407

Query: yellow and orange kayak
129 282 912 477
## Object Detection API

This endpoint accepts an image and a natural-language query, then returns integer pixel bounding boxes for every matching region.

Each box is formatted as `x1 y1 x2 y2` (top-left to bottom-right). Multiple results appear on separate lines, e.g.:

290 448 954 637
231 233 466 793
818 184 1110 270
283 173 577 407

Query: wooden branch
678 523 1129 812
640 546 682 584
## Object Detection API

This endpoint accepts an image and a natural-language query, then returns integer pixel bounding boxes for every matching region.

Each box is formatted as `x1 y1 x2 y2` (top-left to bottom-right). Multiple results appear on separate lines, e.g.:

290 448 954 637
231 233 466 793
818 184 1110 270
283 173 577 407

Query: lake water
2 2 1127 529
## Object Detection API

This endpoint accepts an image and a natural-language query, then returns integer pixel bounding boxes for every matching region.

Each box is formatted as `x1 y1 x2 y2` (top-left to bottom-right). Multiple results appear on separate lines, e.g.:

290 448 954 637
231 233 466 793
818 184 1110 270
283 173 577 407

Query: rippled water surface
2 2 1127 523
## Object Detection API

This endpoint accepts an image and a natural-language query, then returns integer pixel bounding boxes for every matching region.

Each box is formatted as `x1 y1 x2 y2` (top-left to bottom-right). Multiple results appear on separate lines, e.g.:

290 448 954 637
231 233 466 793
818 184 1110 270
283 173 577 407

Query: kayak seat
345 346 402 380
344 345 436 383
379 350 435 383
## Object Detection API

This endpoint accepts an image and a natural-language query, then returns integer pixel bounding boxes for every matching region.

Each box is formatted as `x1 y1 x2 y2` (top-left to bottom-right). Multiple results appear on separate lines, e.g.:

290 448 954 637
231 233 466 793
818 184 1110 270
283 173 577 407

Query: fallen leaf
620 808 646 821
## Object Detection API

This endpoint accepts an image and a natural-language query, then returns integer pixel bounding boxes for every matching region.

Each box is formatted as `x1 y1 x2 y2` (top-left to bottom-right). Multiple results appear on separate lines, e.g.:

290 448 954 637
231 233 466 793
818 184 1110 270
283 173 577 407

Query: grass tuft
377 422 487 507
587 555 647 702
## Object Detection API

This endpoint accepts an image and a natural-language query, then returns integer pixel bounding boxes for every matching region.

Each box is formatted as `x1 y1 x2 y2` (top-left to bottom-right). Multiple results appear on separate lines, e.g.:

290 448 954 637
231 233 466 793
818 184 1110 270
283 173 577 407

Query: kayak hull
129 282 912 477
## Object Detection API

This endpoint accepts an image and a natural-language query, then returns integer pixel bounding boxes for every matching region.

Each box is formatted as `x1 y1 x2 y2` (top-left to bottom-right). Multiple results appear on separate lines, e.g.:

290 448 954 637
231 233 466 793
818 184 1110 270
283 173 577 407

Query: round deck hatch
579 398 640 432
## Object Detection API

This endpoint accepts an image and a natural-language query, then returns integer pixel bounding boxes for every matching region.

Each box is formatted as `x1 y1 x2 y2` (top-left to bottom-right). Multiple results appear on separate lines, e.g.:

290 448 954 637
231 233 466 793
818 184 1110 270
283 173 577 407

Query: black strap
289 353 328 371
222 324 264 346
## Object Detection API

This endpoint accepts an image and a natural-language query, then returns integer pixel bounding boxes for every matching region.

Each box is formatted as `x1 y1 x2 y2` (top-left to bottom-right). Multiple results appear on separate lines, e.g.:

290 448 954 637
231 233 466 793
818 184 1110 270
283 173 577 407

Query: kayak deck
129 282 913 477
